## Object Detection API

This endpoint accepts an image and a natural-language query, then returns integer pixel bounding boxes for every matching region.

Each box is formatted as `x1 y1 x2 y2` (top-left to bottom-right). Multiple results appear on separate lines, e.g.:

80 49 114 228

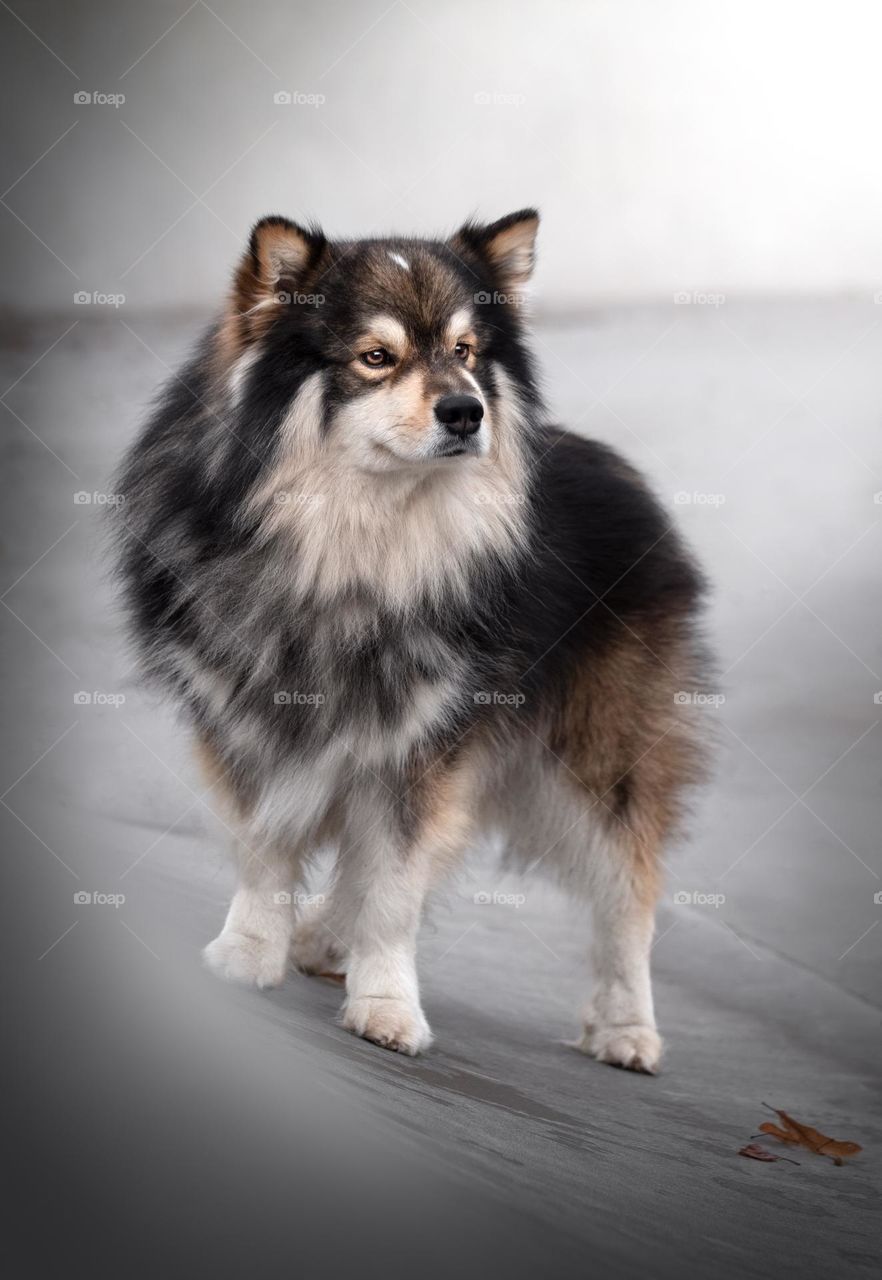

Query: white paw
203 929 288 990
291 914 347 977
577 1022 662 1074
341 995 433 1056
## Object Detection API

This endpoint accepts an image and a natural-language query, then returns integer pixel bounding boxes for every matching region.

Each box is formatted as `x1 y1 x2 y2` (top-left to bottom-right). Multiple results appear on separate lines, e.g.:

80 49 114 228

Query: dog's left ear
451 208 539 295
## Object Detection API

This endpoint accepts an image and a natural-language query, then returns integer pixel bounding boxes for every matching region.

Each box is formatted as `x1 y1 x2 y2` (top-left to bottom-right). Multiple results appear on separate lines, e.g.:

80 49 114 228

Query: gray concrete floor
3 303 880 1278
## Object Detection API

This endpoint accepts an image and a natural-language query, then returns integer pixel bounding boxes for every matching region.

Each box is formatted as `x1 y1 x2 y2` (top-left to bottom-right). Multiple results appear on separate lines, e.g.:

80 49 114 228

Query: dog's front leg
337 770 473 1055
339 836 434 1056
203 833 300 990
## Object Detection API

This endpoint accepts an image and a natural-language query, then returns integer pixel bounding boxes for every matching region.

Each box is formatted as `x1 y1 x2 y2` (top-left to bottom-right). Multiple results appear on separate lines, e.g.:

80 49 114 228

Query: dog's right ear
232 215 327 315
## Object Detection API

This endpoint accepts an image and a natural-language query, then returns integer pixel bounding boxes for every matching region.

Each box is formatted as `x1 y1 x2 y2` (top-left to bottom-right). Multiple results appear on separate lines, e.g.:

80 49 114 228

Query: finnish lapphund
115 209 709 1071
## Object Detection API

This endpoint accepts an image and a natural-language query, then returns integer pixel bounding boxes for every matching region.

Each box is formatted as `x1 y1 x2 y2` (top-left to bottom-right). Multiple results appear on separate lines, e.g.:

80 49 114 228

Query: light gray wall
3 0 882 312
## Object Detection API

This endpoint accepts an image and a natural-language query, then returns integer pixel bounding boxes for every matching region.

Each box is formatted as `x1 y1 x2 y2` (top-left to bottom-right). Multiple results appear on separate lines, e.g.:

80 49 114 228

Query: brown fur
193 735 247 821
548 622 706 903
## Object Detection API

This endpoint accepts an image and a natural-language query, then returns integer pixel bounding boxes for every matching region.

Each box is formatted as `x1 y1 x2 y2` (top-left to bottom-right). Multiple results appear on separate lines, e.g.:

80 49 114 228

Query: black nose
435 394 484 437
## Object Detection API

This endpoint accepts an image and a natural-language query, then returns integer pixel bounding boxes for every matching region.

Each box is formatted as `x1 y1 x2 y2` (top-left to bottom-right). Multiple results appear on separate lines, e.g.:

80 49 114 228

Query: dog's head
219 210 540 472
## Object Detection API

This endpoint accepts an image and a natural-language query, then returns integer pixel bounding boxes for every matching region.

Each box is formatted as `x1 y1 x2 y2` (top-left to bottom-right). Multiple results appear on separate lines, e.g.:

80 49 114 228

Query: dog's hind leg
544 632 705 1073
575 819 663 1073
290 882 349 977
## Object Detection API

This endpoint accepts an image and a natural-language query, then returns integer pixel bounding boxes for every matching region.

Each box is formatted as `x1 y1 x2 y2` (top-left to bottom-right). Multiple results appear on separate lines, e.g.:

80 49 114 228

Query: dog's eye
454 342 470 361
361 348 392 368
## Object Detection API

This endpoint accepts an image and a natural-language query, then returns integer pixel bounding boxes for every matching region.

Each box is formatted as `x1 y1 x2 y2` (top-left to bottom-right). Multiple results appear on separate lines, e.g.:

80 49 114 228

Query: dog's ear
233 215 327 314
451 208 539 296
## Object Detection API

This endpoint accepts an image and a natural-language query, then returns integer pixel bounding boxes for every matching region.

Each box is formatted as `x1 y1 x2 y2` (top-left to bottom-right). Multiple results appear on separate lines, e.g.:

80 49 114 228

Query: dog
114 209 709 1071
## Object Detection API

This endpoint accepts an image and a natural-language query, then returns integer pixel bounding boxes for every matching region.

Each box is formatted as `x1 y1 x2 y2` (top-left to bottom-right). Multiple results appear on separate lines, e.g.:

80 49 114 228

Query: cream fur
247 365 530 610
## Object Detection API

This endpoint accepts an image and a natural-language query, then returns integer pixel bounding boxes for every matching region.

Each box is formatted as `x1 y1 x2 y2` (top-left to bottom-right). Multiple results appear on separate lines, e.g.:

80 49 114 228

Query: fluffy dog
115 209 708 1070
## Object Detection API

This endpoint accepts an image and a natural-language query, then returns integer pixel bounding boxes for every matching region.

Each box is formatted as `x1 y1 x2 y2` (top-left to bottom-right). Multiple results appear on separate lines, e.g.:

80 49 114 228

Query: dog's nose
435 394 484 437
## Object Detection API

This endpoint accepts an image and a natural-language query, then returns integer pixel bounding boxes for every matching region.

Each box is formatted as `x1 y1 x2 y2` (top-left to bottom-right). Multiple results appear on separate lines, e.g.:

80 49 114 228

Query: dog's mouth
435 435 483 460
369 431 484 468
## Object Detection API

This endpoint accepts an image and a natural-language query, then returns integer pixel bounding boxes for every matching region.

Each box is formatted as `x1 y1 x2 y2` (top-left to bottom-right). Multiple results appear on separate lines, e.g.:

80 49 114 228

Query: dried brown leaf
739 1142 798 1164
759 1104 862 1165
